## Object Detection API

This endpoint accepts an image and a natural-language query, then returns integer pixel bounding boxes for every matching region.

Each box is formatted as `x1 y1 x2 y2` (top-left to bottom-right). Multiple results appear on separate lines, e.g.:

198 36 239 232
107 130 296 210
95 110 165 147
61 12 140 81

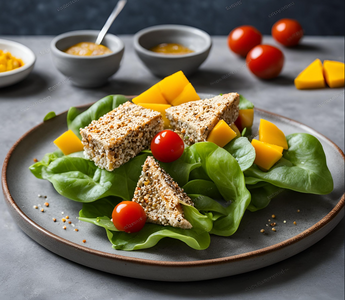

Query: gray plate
2 97 344 282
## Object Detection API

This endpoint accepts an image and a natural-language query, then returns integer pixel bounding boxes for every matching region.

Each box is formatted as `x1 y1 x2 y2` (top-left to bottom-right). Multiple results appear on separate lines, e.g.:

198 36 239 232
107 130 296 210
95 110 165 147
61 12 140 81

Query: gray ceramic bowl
133 25 212 77
51 30 124 88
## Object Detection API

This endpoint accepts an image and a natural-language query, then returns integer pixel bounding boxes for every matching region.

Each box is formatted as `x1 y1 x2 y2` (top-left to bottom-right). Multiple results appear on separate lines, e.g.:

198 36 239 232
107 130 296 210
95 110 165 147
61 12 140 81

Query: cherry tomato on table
151 130 184 163
228 25 262 57
112 201 146 233
272 19 304 47
246 45 284 79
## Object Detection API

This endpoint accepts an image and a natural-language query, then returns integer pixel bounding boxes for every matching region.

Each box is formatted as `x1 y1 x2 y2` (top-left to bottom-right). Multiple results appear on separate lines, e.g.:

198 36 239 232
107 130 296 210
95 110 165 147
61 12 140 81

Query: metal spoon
95 0 127 45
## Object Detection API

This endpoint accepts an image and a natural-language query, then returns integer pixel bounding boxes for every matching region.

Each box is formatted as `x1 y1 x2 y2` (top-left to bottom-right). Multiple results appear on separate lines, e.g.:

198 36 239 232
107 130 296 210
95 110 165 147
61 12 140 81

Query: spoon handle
95 0 127 45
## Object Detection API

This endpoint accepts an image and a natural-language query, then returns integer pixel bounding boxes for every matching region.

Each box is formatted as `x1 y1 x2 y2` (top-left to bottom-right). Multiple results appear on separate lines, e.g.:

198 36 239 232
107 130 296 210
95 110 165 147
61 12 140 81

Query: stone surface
0 36 344 299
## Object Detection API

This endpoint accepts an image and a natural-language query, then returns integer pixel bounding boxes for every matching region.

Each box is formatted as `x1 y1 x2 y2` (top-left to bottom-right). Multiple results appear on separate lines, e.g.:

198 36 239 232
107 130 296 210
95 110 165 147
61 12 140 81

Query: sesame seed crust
80 102 164 171
165 93 239 145
132 156 194 229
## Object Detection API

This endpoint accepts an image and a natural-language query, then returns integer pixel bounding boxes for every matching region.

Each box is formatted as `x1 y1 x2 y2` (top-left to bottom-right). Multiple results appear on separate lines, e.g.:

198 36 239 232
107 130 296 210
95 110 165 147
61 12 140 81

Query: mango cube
54 130 84 155
132 84 168 105
323 60 345 88
259 119 288 150
158 70 189 103
207 120 237 148
136 103 172 128
251 139 283 171
294 59 326 89
170 83 200 106
234 109 254 132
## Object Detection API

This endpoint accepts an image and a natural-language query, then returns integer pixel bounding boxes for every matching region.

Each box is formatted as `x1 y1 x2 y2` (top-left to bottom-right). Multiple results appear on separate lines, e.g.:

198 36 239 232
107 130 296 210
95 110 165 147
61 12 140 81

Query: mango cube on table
323 60 345 88
294 59 326 89
54 129 84 155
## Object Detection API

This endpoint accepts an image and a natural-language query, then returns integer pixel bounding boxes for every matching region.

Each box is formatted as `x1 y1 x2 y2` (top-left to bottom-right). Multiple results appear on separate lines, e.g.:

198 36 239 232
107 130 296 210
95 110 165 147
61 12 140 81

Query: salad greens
29 94 334 251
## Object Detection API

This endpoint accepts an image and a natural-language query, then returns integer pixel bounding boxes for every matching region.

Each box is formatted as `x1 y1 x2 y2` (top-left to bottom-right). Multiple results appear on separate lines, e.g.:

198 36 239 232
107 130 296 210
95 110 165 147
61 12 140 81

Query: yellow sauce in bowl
64 42 112 56
150 43 194 55
0 50 24 72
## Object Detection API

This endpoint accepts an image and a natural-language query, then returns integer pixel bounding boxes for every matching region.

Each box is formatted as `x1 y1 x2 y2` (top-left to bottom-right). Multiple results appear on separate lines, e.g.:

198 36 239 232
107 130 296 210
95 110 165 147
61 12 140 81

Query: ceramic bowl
51 30 124 88
0 39 36 88
133 25 212 77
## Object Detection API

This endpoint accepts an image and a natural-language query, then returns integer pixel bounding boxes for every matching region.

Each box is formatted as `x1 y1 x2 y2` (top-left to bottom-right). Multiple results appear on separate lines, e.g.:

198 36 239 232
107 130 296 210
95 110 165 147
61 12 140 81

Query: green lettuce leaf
239 94 254 110
78 198 210 250
244 133 333 195
224 137 256 171
30 152 149 202
67 95 129 139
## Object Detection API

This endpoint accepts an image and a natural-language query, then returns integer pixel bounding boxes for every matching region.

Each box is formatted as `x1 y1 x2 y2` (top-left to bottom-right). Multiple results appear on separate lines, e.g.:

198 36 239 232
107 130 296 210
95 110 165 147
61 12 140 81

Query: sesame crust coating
165 93 239 145
80 102 164 171
132 156 194 229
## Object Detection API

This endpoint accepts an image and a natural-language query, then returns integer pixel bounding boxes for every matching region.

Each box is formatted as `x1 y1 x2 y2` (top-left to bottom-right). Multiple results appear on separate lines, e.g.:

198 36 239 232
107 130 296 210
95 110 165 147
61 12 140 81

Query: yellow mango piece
158 70 189 103
132 84 168 105
323 60 345 88
136 103 172 128
294 59 326 89
251 139 283 171
207 120 237 148
54 130 84 155
259 119 288 150
170 83 200 106
234 109 254 132
230 123 241 137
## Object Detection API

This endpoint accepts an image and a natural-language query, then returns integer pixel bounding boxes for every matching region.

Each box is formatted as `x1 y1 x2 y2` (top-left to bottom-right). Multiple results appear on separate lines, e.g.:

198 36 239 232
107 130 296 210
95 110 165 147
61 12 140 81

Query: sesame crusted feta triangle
132 156 194 229
165 93 239 145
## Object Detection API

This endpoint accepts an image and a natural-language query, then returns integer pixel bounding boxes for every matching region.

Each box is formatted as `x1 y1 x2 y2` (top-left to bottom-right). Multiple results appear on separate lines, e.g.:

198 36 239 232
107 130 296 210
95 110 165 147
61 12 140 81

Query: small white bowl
0 39 36 88
51 30 124 88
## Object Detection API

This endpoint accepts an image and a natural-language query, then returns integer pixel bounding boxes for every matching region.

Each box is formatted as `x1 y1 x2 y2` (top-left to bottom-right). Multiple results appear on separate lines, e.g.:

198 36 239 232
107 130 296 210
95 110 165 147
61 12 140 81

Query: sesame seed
44 202 49 207
74 228 79 232
66 216 69 219
33 205 38 209
283 220 286 223
297 209 300 213
82 239 86 243
53 218 56 222
272 214 276 219
62 218 66 223
33 158 38 162
272 227 276 232
293 221 297 225
40 208 44 212
270 222 277 227
260 229 265 233
63 226 67 230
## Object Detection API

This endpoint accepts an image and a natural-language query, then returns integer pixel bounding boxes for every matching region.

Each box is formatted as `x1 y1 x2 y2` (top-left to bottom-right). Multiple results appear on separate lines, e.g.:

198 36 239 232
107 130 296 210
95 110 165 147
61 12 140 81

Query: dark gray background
0 0 344 36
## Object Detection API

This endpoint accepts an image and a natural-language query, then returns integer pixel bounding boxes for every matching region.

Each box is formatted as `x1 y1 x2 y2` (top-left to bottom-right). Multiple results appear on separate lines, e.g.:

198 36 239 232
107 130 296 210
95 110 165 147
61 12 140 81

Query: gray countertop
0 35 344 300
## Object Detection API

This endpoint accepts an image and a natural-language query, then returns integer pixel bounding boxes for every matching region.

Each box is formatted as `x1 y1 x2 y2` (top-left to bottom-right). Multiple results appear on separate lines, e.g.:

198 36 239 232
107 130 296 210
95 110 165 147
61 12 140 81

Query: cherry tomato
112 201 146 233
272 19 304 47
151 130 184 163
228 25 262 57
246 45 284 79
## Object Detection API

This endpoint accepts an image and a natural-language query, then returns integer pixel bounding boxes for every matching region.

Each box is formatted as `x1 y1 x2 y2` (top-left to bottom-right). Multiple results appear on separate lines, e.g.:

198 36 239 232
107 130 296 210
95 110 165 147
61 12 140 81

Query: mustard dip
64 42 112 56
150 43 194 55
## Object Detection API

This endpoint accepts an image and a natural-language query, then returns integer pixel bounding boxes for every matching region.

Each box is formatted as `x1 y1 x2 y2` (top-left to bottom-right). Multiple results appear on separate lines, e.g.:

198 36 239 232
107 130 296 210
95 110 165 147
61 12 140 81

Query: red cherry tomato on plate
228 25 262 57
151 130 184 163
272 18 304 47
246 45 284 79
112 201 146 233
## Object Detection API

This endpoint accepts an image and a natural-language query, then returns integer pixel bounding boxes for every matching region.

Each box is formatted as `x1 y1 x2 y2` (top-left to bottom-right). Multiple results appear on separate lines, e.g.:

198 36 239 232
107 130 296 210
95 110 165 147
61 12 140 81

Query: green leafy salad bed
30 95 333 251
